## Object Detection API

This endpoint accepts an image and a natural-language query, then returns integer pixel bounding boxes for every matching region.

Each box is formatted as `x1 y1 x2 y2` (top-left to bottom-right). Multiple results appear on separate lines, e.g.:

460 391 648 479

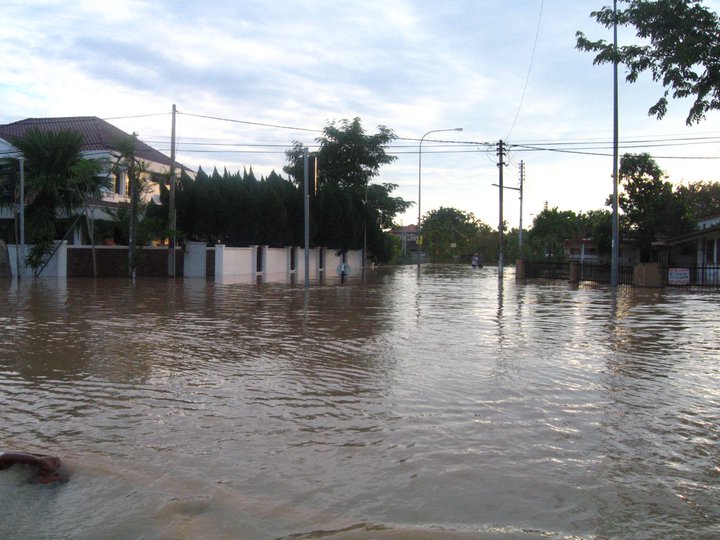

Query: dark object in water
0 452 63 484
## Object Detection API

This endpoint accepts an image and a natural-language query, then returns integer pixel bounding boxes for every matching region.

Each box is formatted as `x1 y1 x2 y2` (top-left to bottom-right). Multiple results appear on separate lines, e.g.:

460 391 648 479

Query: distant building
390 224 418 255
655 211 720 268
563 236 599 263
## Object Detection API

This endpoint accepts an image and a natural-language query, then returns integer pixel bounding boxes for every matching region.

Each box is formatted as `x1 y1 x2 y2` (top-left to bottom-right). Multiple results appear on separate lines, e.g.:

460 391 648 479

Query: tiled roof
0 116 174 168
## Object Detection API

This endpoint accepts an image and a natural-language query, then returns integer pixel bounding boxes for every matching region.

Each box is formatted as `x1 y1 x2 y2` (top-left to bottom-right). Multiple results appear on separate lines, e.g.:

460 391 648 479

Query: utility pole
128 133 138 280
168 104 177 277
496 140 507 277
303 148 310 288
518 160 525 259
610 0 620 288
363 182 368 278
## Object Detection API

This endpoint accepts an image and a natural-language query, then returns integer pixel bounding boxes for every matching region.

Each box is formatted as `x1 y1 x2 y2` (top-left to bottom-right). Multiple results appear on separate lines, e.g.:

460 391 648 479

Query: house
0 116 192 246
390 224 418 255
563 236 599 263
655 212 720 267
653 212 720 287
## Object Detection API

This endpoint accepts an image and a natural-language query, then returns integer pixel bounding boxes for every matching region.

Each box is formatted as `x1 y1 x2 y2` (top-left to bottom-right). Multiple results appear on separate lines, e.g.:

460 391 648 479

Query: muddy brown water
1 266 718 539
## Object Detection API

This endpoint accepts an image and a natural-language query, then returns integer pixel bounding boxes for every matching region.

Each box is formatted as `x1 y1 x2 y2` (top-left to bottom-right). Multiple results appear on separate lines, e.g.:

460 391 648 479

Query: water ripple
1 271 719 539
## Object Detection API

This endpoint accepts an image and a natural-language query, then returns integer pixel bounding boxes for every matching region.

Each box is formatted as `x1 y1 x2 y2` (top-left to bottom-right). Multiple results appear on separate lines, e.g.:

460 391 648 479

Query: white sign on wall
668 267 690 285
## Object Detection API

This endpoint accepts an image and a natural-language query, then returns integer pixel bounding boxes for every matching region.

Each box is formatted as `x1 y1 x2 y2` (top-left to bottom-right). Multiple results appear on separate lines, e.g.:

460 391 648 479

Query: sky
2 0 719 230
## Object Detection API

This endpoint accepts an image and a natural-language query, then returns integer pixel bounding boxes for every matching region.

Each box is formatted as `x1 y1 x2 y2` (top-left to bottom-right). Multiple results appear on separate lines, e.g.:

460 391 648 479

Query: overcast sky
2 0 719 229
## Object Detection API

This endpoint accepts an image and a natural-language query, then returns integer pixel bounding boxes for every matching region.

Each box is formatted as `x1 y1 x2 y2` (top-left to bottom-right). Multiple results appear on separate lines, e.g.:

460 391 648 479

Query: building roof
659 222 720 246
0 116 175 169
563 236 595 248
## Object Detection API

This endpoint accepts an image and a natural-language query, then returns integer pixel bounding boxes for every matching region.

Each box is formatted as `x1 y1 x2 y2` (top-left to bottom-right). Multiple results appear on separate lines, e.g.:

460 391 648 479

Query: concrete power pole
497 140 507 277
303 148 310 288
610 0 620 287
168 104 177 277
128 133 139 280
519 160 525 259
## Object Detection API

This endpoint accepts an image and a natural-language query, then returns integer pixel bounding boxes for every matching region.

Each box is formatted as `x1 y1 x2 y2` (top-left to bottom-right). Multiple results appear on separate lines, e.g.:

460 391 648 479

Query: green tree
616 152 695 261
421 207 485 263
176 166 302 248
576 0 720 125
11 128 105 270
284 118 397 190
112 133 154 277
284 118 409 261
578 209 613 257
526 206 580 260
676 180 720 217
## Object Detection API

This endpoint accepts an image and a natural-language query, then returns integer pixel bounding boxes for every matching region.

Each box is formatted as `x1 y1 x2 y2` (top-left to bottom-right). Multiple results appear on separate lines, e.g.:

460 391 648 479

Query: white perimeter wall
7 241 67 278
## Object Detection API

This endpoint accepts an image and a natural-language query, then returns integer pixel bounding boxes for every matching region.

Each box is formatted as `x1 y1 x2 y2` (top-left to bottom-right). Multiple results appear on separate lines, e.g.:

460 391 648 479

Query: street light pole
417 127 463 273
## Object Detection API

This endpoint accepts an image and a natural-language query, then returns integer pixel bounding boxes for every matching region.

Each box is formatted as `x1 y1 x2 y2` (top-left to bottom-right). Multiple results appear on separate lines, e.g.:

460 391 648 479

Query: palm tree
11 127 107 270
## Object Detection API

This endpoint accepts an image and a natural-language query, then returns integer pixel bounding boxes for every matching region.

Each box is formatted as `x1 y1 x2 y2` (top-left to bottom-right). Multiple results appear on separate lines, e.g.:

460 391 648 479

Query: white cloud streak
2 0 718 229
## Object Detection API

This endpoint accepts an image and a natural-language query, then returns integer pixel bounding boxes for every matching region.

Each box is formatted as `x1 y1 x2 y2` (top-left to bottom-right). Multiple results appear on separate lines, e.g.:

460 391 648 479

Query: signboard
336 262 351 276
668 267 690 286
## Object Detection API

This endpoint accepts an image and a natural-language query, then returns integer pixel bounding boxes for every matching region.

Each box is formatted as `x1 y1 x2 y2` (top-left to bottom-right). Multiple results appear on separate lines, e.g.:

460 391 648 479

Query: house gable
0 116 174 171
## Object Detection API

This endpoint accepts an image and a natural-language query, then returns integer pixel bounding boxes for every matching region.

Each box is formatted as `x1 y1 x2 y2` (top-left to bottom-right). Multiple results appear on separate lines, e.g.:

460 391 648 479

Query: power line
505 0 544 141
510 143 720 159
102 113 170 120
178 111 322 133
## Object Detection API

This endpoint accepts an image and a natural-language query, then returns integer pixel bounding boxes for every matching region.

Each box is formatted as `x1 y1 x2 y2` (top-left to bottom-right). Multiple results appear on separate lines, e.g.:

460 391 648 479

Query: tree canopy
676 180 720 217
616 152 695 260
11 127 105 269
421 207 493 263
576 0 720 125
526 206 581 260
280 118 409 260
284 117 397 190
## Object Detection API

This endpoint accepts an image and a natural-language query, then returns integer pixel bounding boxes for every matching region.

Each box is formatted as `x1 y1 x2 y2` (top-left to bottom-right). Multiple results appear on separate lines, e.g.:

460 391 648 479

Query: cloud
2 0 718 230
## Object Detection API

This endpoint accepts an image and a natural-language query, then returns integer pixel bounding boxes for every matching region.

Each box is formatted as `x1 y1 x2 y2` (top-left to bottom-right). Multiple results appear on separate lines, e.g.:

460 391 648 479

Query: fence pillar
250 245 258 279
569 261 580 284
633 262 663 288
214 244 226 280
183 242 207 277
0 240 10 278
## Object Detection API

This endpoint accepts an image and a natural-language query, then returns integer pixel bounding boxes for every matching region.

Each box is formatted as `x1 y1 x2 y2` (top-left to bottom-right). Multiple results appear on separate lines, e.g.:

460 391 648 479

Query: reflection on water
1 267 719 539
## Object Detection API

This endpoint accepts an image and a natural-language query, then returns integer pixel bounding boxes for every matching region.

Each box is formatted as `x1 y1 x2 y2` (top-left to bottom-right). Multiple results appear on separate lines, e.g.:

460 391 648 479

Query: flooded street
1 266 719 539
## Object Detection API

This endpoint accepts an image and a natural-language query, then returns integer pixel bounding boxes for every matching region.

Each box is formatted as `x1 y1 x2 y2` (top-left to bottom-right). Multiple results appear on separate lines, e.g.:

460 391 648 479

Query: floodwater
1 266 718 539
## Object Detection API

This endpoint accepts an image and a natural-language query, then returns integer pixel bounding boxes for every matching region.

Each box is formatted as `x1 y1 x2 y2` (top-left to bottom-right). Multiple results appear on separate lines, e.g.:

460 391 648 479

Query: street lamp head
417 126 464 272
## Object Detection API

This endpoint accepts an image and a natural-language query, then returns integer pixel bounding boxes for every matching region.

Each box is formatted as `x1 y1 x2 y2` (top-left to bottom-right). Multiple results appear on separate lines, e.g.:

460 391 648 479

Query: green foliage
421 207 489 263
113 203 165 247
576 0 720 125
616 152 695 261
175 118 407 264
284 117 397 190
10 127 106 270
281 118 409 262
675 180 720 217
176 166 303 247
578 209 612 256
526 207 581 260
